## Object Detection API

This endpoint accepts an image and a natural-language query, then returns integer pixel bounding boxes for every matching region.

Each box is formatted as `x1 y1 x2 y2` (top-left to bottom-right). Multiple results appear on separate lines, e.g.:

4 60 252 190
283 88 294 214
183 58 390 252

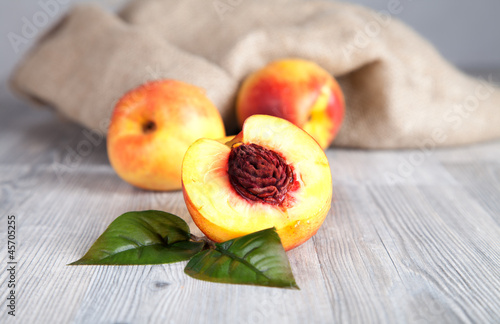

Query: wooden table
1 94 499 324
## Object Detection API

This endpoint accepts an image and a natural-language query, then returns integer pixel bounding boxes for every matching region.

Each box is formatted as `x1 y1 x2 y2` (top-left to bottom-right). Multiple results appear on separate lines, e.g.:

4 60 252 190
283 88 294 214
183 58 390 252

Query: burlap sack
10 0 500 148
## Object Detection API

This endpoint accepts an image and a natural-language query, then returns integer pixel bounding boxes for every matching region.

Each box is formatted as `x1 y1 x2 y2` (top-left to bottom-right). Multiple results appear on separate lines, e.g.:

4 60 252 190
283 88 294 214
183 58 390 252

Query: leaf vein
214 247 272 281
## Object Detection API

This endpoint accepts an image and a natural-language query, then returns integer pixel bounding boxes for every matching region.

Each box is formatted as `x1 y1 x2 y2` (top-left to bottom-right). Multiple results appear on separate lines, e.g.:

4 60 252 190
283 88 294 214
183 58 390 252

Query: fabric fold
10 0 500 148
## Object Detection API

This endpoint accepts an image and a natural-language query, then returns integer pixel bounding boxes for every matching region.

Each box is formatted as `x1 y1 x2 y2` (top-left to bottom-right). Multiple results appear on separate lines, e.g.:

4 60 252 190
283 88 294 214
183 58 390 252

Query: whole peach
107 80 225 191
237 59 345 149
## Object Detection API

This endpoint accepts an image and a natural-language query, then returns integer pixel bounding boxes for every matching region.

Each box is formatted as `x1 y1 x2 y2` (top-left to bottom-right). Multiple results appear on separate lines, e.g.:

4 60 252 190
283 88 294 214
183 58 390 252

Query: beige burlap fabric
10 0 500 148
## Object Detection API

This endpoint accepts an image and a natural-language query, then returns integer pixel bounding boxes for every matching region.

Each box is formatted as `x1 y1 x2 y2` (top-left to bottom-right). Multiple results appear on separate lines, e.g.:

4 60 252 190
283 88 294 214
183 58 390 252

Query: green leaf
69 210 204 265
184 228 299 289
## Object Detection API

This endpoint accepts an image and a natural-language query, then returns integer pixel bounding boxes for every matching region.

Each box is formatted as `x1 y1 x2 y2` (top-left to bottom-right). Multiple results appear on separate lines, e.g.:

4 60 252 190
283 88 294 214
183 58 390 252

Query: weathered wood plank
440 162 500 224
1 101 500 323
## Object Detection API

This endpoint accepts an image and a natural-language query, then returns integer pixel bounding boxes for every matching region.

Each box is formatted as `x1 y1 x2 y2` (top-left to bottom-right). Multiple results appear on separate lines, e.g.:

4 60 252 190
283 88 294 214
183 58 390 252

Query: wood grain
1 99 499 324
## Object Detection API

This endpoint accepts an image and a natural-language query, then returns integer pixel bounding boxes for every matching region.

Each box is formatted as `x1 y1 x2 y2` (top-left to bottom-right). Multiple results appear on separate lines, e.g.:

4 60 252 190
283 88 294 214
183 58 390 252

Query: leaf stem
190 234 216 250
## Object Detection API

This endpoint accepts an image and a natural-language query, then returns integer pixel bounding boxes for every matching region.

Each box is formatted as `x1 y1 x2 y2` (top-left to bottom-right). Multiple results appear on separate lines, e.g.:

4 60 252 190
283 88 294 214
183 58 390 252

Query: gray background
1 0 500 100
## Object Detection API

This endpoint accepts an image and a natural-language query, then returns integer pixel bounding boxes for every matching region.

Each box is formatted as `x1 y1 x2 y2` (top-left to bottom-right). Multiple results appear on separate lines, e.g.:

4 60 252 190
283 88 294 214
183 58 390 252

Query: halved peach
182 115 332 251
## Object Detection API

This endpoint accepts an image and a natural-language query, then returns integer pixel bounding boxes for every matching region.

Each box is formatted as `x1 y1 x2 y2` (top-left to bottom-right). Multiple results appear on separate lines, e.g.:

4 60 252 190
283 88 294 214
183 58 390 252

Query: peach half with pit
107 79 225 191
182 115 332 251
237 58 345 149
